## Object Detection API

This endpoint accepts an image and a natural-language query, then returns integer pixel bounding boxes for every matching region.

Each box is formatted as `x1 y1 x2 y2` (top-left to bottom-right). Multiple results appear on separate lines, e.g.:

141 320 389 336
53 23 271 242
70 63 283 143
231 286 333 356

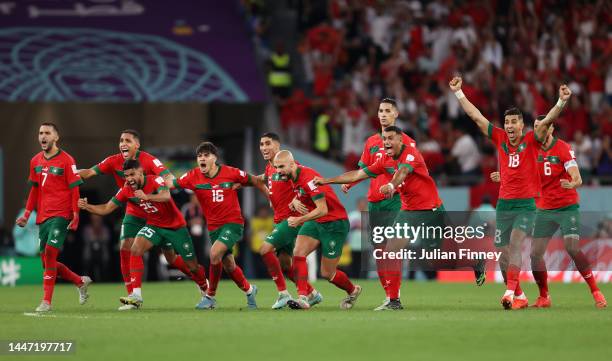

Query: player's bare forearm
247 174 270 197
537 85 572 140
78 168 97 179
390 167 410 188
298 198 328 223
162 173 175 188
324 169 368 185
144 189 171 202
566 167 582 189
83 201 118 216
449 76 490 135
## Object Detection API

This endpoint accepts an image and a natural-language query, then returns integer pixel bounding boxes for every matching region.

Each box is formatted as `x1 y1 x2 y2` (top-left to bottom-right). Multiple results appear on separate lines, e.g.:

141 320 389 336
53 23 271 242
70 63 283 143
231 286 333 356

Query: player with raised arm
272 150 361 310
340 98 430 310
78 130 192 304
172 142 268 310
16 122 91 312
491 117 607 308
449 76 571 309
78 159 208 309
258 133 321 309
315 126 452 310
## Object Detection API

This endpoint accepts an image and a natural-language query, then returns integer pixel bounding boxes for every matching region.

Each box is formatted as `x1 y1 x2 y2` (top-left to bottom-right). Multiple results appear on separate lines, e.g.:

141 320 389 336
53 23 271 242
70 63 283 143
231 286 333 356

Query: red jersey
93 150 169 218
292 165 348 223
112 175 185 229
366 144 442 210
356 132 416 203
28 149 83 224
175 165 250 231
488 125 541 199
264 162 299 223
536 138 579 209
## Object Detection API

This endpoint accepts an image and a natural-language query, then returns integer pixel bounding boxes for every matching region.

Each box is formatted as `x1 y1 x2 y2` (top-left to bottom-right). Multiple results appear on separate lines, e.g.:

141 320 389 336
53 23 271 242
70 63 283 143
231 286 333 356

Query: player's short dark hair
503 107 523 121
380 97 397 108
536 115 546 121
383 126 403 134
123 159 141 171
261 132 281 142
40 122 59 134
121 129 141 141
196 142 219 157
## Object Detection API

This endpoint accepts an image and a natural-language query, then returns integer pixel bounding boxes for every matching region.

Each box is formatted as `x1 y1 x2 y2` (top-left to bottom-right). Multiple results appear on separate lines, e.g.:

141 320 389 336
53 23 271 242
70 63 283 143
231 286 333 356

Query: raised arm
535 84 572 141
78 198 120 216
313 169 369 186
449 77 490 136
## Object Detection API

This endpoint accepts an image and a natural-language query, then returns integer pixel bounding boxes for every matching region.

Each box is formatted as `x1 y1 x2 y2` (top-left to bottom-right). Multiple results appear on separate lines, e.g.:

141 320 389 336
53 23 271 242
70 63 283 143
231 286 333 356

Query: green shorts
495 198 536 247
209 223 244 249
137 225 196 261
120 214 146 241
265 220 300 256
393 205 446 250
368 194 401 228
38 217 70 252
299 219 349 259
533 204 580 238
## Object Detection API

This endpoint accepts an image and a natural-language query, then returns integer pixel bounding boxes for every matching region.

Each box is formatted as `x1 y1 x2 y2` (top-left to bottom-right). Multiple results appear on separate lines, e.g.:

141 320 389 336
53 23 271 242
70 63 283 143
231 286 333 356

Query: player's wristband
556 98 567 108
454 90 465 100
386 183 395 192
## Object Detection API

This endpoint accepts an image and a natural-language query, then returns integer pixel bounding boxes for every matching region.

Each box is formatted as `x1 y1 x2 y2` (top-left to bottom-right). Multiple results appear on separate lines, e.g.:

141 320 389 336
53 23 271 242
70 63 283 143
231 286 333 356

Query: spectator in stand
450 127 481 183
346 197 367 279
595 135 612 179
280 89 311 149
267 42 293 100
340 94 369 170
572 130 595 175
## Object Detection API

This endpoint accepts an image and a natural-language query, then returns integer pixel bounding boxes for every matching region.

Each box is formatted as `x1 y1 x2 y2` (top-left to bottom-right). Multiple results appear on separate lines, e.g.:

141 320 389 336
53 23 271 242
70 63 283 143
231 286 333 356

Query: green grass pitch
1 280 610 361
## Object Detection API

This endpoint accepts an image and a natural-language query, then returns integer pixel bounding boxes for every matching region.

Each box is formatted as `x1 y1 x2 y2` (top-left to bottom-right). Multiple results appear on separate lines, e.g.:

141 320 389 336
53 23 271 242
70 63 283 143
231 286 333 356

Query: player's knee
565 244 580 257
259 243 274 256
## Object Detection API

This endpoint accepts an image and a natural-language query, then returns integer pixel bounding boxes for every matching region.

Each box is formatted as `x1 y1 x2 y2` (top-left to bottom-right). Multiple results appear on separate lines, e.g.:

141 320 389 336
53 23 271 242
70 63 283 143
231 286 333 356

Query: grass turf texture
1 280 610 361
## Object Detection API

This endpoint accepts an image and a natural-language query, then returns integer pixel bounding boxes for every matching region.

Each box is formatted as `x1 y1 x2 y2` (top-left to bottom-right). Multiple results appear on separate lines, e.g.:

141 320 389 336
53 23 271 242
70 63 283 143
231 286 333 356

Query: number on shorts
140 226 155 238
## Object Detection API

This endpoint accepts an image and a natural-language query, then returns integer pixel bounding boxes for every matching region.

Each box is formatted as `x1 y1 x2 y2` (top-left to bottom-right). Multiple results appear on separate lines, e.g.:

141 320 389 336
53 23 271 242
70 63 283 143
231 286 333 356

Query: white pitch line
22 312 148 320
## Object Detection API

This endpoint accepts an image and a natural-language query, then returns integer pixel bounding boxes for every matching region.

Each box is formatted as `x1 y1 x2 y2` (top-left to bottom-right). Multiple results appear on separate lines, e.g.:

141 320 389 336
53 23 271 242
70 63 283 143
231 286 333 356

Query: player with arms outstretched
491 117 607 308
172 142 268 310
78 130 190 301
258 133 320 309
450 76 571 309
79 159 208 309
16 122 91 312
273 150 361 310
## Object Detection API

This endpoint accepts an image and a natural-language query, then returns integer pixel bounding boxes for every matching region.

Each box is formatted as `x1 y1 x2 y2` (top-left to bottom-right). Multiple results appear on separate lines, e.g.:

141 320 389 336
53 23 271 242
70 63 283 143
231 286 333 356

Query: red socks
207 262 223 297
43 246 59 303
170 256 193 277
330 270 356 294
506 264 521 294
573 251 600 293
292 256 310 296
531 258 549 297
129 254 144 290
191 265 208 293
229 266 251 293
120 249 133 294
286 263 314 294
502 268 524 296
262 252 287 292
57 262 83 286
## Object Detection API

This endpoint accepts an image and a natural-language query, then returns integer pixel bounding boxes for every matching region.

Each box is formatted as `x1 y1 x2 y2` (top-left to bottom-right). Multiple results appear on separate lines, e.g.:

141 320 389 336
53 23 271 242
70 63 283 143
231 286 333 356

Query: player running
272 150 361 310
314 126 453 310
450 76 571 309
78 159 208 309
78 130 190 304
258 133 321 309
16 122 91 312
491 117 607 308
340 98 430 310
171 142 268 310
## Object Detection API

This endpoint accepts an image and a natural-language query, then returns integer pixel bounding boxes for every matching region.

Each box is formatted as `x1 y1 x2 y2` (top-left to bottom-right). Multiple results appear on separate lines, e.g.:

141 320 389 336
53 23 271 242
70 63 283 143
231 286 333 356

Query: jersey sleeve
93 155 115 175
152 176 168 191
231 167 251 185
111 187 128 206
398 149 417 173
364 157 386 178
174 171 194 190
66 156 84 189
28 158 38 187
357 142 370 169
142 153 170 177
487 123 506 146
562 144 578 171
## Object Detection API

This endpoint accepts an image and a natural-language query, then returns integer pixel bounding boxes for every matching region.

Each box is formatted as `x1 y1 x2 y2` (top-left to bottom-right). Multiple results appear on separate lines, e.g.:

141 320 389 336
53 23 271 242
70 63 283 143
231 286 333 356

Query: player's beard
42 140 55 153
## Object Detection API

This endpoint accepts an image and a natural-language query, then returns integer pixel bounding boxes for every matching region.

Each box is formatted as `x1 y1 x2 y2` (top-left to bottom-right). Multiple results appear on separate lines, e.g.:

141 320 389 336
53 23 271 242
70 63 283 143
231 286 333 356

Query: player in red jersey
272 150 362 310
16 123 91 312
316 126 480 309
78 159 208 309
258 133 320 309
341 98 421 310
491 117 607 308
172 142 268 310
450 76 571 309
78 130 187 304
